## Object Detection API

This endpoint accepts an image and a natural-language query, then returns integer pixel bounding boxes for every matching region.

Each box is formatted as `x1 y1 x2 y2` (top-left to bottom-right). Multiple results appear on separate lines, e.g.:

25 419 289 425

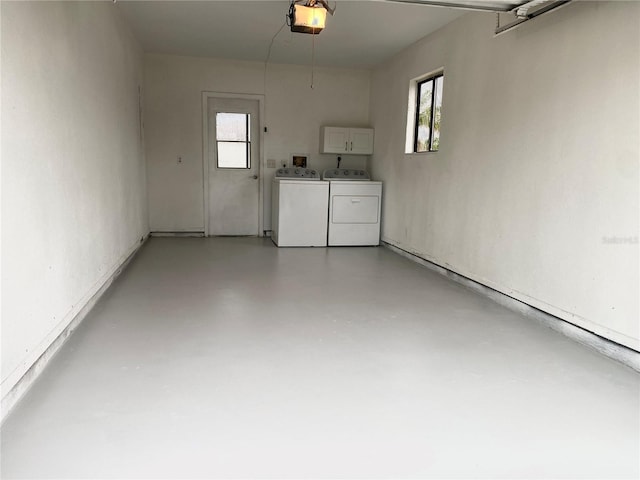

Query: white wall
370 1 639 350
1 2 148 398
144 54 370 232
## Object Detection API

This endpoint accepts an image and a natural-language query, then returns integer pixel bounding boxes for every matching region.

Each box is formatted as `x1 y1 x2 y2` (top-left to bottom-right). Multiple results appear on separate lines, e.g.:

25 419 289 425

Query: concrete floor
1 237 639 479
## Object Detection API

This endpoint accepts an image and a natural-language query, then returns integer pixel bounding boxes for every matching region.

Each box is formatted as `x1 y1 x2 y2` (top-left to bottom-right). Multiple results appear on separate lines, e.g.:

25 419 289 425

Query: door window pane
216 112 250 169
216 113 248 141
217 142 250 169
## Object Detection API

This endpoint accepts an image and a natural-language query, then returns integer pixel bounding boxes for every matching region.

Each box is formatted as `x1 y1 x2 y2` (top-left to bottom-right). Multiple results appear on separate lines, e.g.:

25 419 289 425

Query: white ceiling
117 1 472 69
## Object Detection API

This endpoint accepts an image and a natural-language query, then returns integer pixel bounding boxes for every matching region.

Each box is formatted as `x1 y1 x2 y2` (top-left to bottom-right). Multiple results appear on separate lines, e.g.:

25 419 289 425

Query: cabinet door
349 128 374 155
322 127 349 154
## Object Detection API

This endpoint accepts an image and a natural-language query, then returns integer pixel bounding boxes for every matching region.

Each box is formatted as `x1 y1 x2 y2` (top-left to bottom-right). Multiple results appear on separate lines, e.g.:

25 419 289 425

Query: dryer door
332 196 379 224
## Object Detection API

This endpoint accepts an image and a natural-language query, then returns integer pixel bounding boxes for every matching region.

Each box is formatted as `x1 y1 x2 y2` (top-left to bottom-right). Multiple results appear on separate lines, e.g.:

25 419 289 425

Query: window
408 72 443 153
216 112 251 168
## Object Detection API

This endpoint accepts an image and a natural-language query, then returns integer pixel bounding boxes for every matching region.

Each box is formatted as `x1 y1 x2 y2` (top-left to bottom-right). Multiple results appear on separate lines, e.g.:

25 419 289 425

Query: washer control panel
322 169 370 180
275 168 320 179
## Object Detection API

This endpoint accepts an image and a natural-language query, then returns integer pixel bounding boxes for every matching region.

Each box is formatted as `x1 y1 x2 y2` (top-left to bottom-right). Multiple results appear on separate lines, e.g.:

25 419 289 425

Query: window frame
215 112 252 169
407 70 444 154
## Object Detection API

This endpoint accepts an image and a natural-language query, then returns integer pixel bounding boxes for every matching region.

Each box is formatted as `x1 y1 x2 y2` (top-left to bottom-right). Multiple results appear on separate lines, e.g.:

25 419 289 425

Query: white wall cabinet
321 127 374 155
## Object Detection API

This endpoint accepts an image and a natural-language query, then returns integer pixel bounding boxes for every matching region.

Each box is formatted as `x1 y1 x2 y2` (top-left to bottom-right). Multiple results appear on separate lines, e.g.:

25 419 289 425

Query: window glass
416 79 434 152
409 72 443 153
216 113 248 141
432 75 444 151
217 142 250 169
216 113 251 169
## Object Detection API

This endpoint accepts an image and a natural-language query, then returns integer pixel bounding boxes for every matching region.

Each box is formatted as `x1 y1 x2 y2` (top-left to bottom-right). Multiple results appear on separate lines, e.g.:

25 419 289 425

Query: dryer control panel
322 169 370 180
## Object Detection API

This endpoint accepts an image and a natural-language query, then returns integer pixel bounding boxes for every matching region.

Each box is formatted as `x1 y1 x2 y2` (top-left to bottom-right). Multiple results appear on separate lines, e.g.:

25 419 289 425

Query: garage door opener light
288 0 335 35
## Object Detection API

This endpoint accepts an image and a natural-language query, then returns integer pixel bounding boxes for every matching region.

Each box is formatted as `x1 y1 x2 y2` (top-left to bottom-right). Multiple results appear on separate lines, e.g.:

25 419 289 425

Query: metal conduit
381 0 573 35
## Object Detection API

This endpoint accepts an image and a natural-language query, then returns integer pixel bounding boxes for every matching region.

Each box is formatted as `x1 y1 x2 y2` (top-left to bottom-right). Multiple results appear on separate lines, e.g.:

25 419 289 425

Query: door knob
251 175 258 179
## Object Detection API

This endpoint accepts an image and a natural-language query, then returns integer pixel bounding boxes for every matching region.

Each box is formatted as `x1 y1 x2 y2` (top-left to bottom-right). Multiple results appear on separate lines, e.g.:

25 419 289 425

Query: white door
208 97 260 236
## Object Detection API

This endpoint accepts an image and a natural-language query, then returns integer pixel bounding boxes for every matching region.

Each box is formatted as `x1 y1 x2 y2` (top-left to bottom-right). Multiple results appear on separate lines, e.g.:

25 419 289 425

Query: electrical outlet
281 161 287 168
267 159 276 168
177 156 183 164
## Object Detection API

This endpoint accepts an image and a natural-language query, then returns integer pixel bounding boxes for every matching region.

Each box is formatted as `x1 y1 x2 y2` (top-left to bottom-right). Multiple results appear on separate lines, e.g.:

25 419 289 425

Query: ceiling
117 1 476 69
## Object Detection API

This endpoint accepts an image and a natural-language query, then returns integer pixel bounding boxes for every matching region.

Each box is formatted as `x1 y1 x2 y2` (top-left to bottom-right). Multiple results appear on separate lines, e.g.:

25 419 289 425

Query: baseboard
383 241 640 373
1 234 150 424
150 231 205 237
149 232 272 238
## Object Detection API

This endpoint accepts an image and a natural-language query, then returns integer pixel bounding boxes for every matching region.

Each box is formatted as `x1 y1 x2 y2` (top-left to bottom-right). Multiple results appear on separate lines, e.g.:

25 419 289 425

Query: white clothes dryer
322 169 382 246
271 168 329 247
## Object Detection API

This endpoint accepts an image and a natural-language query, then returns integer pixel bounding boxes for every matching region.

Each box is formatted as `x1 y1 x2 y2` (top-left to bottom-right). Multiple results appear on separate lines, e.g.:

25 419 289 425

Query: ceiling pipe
380 0 573 35
379 0 518 13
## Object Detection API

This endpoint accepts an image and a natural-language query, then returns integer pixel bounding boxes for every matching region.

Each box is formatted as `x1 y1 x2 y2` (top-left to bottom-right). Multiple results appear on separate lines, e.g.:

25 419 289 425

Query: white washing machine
322 169 382 246
272 167 329 247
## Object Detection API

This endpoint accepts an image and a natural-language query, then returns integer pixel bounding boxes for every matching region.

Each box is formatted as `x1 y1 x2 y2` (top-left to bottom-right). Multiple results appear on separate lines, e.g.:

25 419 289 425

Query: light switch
267 159 276 168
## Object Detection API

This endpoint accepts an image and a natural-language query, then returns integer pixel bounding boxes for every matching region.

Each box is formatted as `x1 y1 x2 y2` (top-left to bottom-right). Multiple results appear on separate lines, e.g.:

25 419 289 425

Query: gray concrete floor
1 237 639 479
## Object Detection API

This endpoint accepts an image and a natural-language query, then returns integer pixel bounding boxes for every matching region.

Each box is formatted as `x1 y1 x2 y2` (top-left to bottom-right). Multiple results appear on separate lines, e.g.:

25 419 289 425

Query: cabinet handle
345 141 348 151
350 141 353 151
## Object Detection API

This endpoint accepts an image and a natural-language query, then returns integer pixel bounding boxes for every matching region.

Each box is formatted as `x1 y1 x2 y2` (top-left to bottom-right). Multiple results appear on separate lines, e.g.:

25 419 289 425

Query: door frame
202 91 265 237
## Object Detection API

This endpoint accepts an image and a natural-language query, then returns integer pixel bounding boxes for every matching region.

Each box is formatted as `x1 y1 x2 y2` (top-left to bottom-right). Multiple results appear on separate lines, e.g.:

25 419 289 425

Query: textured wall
369 1 639 349
1 1 148 396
